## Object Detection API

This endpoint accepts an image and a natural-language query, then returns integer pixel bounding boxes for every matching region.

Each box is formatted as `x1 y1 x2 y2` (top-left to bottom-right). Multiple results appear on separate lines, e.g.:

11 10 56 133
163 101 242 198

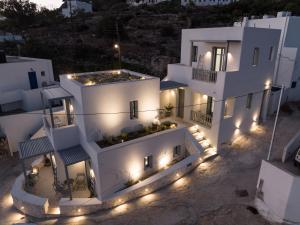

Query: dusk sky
30 0 63 9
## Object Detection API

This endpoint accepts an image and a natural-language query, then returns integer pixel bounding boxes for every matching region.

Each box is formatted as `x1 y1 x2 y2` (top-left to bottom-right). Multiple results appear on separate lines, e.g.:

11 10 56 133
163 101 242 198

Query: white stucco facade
127 0 170 6
256 160 300 224
165 26 280 149
234 12 300 108
61 0 93 17
0 56 55 113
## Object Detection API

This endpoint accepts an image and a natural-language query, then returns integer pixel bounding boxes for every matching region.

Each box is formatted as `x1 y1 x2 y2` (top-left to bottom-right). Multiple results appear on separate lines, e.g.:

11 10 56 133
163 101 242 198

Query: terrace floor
26 166 91 207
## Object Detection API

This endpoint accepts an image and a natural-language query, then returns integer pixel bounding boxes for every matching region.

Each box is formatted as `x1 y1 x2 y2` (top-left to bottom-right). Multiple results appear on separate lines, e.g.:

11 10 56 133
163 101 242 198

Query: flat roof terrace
66 69 153 87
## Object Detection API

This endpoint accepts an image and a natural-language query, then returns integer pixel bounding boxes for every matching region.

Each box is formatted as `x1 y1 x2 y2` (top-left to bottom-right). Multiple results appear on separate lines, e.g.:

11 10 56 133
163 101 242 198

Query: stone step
202 148 218 162
199 139 210 149
47 207 60 216
193 132 204 141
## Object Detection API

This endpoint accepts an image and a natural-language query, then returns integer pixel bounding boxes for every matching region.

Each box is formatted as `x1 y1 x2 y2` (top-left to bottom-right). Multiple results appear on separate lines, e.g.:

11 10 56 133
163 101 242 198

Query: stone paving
1 107 300 225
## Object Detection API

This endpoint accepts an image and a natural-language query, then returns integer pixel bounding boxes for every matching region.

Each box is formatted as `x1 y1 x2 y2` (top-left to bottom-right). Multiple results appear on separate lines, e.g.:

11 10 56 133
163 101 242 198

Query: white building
13 65 219 215
255 131 300 223
127 0 169 6
61 0 93 18
234 12 300 113
0 54 55 113
181 0 238 7
164 26 280 150
0 53 55 155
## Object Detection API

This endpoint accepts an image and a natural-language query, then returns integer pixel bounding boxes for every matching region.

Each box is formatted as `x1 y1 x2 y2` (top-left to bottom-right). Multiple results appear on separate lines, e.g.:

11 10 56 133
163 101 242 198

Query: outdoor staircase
189 125 218 162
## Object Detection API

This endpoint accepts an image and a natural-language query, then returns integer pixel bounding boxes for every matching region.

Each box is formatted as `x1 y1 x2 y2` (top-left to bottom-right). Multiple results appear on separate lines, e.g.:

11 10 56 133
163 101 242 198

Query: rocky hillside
1 0 300 79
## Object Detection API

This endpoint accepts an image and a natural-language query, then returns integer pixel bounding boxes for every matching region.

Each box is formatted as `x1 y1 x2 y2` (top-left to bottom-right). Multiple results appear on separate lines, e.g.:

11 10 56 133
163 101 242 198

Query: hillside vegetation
1 0 300 79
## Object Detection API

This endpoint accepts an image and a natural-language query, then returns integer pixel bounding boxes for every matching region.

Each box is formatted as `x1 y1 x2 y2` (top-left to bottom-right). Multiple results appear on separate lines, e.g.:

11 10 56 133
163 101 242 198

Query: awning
58 145 90 166
19 136 53 159
42 87 73 101
160 81 188 91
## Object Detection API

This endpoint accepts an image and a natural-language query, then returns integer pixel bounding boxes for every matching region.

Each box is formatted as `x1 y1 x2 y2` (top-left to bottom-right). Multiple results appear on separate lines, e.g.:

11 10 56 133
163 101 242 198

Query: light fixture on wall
70 104 74 112
129 164 142 181
205 51 212 58
159 154 171 169
265 80 271 89
67 74 73 79
89 169 95 179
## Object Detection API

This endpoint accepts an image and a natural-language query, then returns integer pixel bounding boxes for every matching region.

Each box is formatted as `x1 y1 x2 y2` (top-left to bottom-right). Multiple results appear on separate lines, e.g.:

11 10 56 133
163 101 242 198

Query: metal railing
192 68 218 83
190 110 212 128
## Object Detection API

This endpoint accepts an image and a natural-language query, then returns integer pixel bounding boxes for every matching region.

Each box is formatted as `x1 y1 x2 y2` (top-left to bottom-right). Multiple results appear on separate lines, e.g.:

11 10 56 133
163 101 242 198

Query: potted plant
164 104 174 117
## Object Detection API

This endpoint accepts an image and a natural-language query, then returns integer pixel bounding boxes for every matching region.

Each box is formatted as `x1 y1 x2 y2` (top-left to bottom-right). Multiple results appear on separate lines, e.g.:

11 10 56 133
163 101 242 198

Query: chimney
0 50 6 63
242 17 249 27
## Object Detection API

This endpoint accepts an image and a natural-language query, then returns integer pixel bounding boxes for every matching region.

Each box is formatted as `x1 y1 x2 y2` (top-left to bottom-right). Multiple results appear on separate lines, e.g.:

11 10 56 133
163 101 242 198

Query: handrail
192 68 218 83
190 110 212 128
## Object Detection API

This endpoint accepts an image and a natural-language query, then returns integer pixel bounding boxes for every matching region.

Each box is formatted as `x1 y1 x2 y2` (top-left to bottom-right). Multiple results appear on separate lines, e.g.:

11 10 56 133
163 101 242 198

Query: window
144 155 153 170
252 47 260 66
173 145 181 158
41 71 46 76
246 93 253 109
291 81 297 89
268 46 274 61
130 100 138 119
224 97 235 118
191 45 198 63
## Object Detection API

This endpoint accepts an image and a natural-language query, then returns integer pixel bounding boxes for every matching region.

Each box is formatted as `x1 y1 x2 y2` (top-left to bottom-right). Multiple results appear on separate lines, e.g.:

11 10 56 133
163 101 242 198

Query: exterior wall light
89 169 95 179
67 75 72 79
77 208 81 212
159 154 171 169
265 80 271 89
114 44 119 49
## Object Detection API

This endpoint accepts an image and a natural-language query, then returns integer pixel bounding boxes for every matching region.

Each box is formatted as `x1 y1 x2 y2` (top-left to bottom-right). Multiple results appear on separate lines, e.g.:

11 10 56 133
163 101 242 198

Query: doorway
177 88 185 118
28 71 38 89
211 47 226 72
259 90 269 122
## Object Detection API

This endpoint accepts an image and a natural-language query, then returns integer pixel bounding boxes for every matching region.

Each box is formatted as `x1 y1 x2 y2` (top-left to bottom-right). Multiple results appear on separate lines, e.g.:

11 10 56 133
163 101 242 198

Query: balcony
192 68 218 83
191 110 212 128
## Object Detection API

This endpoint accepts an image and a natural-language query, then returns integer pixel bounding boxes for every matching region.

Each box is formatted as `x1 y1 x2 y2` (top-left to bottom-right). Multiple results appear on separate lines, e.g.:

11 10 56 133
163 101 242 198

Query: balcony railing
191 110 212 128
192 68 218 83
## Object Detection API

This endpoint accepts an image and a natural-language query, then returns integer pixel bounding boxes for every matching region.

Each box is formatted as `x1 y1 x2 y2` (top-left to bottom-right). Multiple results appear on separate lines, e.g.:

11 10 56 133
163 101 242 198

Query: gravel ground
1 108 300 225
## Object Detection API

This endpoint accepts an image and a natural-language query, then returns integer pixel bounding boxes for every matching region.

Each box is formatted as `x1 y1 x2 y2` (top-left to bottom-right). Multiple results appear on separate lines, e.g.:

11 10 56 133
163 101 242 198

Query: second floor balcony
192 68 218 83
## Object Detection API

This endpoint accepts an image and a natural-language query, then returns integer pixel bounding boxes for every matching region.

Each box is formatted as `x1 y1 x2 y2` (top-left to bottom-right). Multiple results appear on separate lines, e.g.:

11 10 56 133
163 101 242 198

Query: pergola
41 87 74 128
58 145 90 200
19 136 55 185
19 137 91 200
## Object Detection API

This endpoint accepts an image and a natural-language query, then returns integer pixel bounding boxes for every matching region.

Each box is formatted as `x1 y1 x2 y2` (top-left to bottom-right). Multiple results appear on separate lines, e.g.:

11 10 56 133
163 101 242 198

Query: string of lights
19 86 277 116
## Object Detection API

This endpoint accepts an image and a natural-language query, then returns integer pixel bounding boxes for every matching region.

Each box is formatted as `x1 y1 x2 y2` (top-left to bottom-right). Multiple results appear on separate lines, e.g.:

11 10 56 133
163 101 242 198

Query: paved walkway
2 108 300 225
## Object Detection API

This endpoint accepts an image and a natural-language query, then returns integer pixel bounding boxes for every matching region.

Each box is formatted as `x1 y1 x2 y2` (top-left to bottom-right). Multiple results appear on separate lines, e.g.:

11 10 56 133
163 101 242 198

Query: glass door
211 47 226 72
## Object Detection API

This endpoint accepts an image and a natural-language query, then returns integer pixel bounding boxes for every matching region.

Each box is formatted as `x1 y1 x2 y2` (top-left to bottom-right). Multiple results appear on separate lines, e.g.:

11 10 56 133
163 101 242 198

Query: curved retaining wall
11 175 49 218
12 130 204 217
59 153 202 216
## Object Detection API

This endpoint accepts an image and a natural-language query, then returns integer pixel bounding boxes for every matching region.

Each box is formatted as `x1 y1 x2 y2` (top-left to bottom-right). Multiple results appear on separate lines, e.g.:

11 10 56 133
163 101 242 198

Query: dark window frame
173 145 181 158
246 93 253 109
130 100 138 120
144 155 153 170
252 47 260 66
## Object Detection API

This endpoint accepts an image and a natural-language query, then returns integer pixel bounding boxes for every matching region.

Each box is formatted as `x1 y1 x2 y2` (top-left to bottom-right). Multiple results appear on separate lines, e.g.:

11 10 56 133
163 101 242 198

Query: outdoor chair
73 173 86 191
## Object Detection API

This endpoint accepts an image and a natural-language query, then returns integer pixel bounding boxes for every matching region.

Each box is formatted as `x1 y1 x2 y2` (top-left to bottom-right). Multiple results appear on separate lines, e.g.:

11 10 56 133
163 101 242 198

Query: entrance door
259 90 269 122
28 71 38 89
206 96 213 116
211 47 226 72
177 89 185 118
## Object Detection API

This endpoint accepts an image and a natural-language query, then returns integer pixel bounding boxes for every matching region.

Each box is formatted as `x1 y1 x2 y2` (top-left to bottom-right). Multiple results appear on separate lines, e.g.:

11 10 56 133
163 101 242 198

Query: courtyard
1 104 300 225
